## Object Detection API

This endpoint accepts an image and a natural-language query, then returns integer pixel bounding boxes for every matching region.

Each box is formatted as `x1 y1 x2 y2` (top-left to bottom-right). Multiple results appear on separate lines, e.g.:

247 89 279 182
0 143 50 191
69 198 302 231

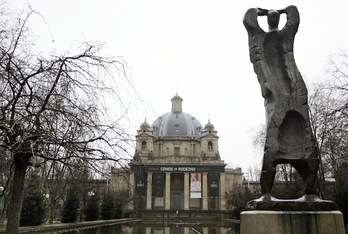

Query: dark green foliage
61 188 80 223
226 186 260 219
84 194 99 221
113 202 123 219
101 193 115 220
19 172 46 227
333 163 348 224
19 190 46 226
113 191 129 219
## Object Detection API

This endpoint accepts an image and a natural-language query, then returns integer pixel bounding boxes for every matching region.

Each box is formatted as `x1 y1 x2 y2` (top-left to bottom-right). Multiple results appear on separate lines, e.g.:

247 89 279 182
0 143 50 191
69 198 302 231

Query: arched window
208 141 213 151
141 141 147 150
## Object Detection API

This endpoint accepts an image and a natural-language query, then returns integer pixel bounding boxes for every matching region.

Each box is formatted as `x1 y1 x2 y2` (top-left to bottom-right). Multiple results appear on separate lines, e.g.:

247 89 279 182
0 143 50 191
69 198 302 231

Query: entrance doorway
172 193 181 210
170 173 184 210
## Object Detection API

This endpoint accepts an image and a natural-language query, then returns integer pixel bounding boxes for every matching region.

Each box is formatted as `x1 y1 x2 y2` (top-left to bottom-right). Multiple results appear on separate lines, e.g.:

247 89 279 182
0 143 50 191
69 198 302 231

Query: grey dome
151 112 202 139
204 120 215 130
151 94 202 139
140 120 151 131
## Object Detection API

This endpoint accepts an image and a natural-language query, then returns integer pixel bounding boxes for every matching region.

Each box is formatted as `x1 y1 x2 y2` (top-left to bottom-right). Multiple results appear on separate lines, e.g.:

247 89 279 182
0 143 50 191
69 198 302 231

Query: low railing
0 218 140 234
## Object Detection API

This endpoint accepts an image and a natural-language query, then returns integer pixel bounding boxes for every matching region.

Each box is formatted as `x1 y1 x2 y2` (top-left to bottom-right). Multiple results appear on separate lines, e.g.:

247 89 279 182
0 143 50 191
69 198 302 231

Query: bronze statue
243 6 319 199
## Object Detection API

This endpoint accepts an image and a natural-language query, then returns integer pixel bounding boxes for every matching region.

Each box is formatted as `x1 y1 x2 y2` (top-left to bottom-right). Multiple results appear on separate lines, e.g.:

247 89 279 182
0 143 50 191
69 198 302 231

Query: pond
64 220 240 234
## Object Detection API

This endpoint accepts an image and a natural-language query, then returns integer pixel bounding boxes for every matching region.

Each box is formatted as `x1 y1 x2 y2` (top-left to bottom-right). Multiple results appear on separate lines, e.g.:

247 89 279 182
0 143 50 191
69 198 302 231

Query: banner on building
135 172 146 196
208 173 220 197
190 173 202 198
152 173 164 197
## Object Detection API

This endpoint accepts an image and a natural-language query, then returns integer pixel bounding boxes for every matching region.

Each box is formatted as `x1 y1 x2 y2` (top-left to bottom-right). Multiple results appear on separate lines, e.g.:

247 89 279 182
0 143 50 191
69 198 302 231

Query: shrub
61 189 80 223
20 190 46 226
101 193 115 220
84 194 99 221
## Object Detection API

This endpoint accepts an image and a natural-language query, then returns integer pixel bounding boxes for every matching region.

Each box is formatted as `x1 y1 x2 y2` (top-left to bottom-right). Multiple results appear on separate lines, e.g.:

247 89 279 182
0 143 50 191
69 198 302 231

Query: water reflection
65 221 240 234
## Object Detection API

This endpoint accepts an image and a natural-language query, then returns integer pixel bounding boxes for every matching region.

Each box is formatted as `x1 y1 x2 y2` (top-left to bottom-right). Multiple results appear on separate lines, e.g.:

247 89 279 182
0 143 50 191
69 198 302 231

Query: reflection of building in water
111 94 243 216
122 225 235 234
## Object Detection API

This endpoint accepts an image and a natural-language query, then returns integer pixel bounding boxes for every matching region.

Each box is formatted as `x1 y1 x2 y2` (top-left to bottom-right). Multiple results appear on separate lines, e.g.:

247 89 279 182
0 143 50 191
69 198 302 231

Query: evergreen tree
19 174 46 226
333 163 348 223
61 188 80 223
101 193 115 220
226 185 260 219
113 201 123 219
113 190 129 219
84 193 99 221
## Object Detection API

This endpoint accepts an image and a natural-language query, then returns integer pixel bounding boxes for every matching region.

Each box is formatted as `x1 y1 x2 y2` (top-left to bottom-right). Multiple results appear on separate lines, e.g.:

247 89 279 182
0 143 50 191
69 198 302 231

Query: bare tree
248 125 265 182
41 161 69 223
308 51 348 198
0 5 135 233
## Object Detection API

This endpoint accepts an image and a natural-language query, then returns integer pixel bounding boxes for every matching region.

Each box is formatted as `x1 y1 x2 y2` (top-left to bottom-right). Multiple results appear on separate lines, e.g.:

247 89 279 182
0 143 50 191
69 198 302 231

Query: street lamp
0 186 4 224
0 186 4 210
43 193 50 223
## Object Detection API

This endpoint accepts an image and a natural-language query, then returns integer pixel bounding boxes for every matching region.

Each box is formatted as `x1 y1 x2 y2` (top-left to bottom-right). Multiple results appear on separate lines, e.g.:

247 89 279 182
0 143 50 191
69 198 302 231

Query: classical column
220 172 226 210
129 172 135 210
145 227 151 234
184 172 189 210
202 172 208 210
165 172 171 210
146 172 153 210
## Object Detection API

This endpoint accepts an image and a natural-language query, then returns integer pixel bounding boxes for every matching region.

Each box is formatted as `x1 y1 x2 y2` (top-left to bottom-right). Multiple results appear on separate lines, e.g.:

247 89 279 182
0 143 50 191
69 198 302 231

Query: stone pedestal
240 210 345 234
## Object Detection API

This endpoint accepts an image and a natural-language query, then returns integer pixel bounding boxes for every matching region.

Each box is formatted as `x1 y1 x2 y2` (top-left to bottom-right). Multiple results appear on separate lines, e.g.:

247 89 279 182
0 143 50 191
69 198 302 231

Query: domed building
123 94 243 217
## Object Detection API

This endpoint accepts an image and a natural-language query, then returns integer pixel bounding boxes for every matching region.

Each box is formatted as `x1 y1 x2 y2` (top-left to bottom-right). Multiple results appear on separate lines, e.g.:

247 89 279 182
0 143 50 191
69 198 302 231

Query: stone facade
111 94 243 214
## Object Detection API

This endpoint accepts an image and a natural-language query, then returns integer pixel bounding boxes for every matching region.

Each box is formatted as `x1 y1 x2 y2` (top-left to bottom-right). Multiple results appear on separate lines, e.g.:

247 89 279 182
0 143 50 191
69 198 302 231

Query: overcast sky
10 0 348 174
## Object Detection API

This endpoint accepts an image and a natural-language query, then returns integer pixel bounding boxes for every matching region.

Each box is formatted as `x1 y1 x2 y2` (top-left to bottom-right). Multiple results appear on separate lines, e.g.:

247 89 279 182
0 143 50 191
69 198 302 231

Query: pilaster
202 172 208 210
165 172 171 210
146 172 152 210
184 173 189 210
219 172 226 210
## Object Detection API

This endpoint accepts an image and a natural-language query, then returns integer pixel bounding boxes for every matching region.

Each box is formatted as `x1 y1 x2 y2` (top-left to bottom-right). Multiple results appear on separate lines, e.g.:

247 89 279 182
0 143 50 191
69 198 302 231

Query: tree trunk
6 157 28 234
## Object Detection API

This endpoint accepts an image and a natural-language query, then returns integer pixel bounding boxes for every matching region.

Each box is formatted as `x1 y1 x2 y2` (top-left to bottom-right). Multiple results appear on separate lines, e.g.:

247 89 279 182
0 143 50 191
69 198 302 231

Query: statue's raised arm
281 5 300 42
243 8 265 38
